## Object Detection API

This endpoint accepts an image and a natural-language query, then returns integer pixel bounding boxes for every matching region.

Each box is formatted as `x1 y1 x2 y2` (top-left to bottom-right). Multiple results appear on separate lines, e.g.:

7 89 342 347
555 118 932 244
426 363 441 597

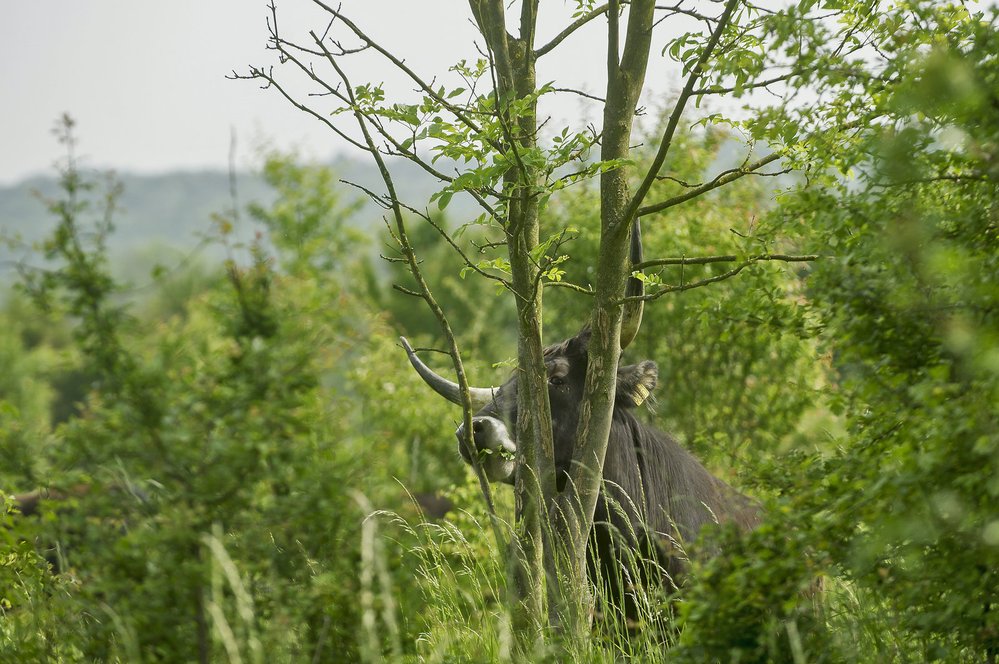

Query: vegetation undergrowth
3 8 999 653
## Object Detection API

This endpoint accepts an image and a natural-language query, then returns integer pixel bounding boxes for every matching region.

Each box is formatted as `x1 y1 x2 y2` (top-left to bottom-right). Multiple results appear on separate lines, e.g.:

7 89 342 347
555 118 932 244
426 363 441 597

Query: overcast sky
1 1 664 186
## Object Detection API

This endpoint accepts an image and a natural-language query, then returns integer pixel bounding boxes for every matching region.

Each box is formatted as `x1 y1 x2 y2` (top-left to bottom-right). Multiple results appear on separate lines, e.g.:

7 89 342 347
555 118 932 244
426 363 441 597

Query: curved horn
399 337 498 410
620 220 645 350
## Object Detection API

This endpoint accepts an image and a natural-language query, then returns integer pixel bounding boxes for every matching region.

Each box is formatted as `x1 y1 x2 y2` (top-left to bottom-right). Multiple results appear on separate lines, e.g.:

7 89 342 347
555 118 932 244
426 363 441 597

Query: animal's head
401 330 658 485
402 223 650 485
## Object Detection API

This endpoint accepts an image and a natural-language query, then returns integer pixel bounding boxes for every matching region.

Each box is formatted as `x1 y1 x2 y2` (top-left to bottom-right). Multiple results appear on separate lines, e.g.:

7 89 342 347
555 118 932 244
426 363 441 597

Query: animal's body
403 329 759 608
402 222 758 613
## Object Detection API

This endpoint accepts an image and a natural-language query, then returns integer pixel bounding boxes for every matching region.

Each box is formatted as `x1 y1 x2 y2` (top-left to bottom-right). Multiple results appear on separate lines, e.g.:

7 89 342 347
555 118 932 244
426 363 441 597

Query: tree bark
470 0 555 651
473 0 660 650
554 0 658 644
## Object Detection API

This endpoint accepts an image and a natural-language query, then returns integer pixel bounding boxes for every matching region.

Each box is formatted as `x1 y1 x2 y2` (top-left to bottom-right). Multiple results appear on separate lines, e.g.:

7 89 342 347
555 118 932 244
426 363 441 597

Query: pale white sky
1 1 668 186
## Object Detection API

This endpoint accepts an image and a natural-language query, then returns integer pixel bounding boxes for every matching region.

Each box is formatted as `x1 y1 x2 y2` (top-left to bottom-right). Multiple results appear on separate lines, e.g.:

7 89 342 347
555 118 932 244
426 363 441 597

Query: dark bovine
403 329 760 613
402 223 759 615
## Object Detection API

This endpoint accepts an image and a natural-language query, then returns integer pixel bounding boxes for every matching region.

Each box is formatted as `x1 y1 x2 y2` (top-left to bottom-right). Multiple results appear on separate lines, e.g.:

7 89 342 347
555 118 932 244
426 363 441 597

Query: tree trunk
472 0 657 652
470 0 557 652
551 0 658 645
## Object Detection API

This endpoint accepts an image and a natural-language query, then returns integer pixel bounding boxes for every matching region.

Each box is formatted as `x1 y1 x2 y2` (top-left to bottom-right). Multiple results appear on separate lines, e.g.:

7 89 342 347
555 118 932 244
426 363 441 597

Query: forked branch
311 14 505 535
535 3 610 57
620 0 741 237
630 253 820 302
638 152 784 217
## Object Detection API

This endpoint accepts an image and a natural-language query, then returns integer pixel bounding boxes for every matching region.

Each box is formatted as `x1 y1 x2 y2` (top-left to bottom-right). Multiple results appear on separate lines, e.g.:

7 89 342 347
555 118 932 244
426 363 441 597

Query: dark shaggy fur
463 329 760 611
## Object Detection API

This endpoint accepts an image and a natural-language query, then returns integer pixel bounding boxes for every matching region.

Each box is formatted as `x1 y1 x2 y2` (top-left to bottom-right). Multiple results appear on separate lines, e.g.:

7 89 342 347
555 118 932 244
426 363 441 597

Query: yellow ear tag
632 383 650 406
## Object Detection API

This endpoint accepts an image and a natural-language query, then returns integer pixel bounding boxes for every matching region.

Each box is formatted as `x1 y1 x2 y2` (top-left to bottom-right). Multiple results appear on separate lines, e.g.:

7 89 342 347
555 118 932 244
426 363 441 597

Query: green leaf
437 191 454 210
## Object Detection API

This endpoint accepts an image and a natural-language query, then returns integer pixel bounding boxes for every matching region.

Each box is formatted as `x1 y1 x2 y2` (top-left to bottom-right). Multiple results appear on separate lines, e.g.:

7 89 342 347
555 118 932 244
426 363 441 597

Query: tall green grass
187 487 989 663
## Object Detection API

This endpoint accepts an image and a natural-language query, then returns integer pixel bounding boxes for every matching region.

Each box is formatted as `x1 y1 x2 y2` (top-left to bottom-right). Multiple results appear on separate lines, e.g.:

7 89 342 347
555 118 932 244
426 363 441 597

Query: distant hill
1 168 272 281
0 156 477 281
2 171 264 244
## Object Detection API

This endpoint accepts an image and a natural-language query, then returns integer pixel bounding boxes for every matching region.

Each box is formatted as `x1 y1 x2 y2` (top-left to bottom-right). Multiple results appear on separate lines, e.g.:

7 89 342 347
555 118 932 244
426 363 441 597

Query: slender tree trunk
553 0 658 644
474 0 658 652
470 0 556 652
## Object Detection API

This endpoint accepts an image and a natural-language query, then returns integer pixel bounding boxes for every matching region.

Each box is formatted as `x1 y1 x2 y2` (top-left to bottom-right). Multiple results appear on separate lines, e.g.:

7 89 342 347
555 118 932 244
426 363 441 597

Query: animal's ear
616 360 658 408
567 327 591 355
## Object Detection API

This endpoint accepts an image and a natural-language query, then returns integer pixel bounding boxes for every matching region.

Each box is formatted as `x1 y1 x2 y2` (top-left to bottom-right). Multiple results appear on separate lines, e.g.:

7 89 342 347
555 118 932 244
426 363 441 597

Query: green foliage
676 9 999 662
393 481 516 662
0 135 473 662
675 517 833 664
803 66 999 662
0 495 89 662
248 152 365 274
545 123 824 474
5 5 999 660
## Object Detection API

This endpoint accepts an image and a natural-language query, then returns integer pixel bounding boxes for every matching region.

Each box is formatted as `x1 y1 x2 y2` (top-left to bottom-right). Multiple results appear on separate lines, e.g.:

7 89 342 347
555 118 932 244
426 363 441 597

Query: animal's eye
549 376 565 387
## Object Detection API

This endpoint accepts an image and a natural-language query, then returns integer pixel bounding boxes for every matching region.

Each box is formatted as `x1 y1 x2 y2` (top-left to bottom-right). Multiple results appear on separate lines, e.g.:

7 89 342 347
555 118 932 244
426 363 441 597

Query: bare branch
300 31 506 223
551 87 607 104
235 64 371 154
392 284 423 297
639 262 751 300
338 178 395 209
311 0 504 153
256 6 532 236
634 253 820 271
535 4 611 58
618 0 740 239
397 201 513 291
629 253 820 302
315 16 504 529
638 152 783 218
544 280 595 296
692 72 795 96
654 2 714 24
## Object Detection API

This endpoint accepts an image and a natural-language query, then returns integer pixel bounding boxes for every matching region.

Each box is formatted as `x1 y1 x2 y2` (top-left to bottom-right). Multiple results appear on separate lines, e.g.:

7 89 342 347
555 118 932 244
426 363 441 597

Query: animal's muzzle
454 416 517 483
